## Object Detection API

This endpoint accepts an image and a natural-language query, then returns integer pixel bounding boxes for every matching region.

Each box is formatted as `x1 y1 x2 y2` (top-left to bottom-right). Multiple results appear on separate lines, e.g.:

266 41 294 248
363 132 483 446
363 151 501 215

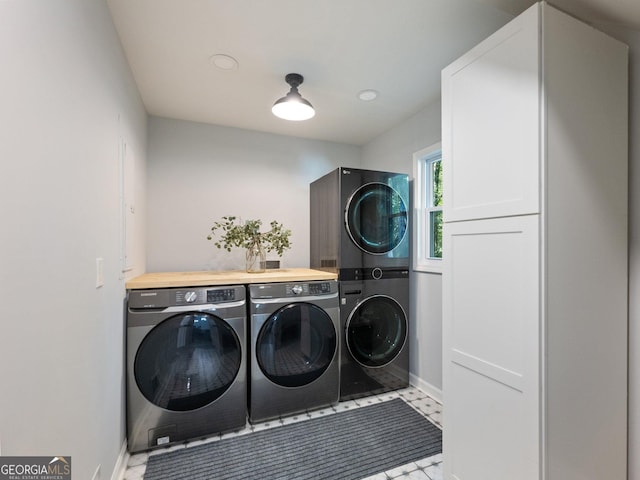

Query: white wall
146 116 361 272
362 103 444 397
0 1 147 479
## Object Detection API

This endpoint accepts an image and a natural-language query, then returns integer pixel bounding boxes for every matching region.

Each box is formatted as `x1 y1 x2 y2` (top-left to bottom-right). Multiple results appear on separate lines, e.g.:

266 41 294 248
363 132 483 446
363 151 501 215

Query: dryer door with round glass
256 302 337 387
346 295 407 367
345 182 408 255
134 312 242 411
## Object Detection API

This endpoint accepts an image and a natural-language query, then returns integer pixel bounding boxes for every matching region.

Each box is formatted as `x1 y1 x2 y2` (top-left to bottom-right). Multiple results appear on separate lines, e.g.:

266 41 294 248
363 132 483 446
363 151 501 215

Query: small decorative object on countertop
207 216 292 273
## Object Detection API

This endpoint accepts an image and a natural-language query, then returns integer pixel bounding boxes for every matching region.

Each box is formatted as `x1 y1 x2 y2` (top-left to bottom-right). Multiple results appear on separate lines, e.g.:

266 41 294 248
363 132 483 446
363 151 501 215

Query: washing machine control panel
284 282 333 296
173 288 236 305
339 268 410 281
286 284 307 296
308 282 332 295
206 288 236 303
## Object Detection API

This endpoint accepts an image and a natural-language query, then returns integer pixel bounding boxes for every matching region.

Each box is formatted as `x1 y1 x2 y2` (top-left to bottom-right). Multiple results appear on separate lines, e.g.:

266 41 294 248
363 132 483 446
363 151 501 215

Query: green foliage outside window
429 159 443 259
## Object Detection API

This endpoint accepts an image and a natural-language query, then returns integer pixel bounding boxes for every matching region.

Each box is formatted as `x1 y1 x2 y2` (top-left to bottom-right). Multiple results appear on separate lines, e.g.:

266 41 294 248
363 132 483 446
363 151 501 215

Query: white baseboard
409 373 442 404
110 440 129 480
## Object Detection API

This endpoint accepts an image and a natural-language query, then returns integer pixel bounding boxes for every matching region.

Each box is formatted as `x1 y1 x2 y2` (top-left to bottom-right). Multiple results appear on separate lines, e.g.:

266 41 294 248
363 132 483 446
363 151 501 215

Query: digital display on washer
309 282 331 295
207 288 235 303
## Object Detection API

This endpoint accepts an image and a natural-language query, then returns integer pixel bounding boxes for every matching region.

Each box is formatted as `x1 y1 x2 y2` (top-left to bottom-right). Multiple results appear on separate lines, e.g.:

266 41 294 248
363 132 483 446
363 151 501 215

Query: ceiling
106 0 640 146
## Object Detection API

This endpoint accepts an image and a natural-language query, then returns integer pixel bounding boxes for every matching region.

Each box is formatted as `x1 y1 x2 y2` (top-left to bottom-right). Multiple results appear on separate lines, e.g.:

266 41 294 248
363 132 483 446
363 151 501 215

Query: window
413 143 443 273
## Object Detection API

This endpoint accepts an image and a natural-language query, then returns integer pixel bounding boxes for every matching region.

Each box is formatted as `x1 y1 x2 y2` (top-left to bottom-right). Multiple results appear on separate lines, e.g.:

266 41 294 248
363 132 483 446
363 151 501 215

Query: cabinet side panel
310 169 340 271
543 4 628 480
442 4 540 223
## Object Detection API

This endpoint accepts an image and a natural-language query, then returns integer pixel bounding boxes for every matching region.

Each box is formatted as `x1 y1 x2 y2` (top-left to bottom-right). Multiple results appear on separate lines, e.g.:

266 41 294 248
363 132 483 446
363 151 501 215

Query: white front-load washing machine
248 280 340 423
126 285 247 452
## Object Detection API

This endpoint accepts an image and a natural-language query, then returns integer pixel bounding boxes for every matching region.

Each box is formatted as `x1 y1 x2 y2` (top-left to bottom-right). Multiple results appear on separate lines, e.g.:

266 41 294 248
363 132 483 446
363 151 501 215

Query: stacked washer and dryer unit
310 167 410 401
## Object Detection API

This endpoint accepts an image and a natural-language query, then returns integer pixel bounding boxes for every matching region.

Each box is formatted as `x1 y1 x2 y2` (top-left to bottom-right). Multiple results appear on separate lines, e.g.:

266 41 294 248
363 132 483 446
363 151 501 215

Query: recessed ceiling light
209 54 239 71
358 89 378 101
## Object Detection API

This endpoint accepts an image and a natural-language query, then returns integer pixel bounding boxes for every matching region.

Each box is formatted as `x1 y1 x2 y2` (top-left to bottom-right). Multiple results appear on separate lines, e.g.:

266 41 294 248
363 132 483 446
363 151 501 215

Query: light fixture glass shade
272 73 315 121
272 92 315 121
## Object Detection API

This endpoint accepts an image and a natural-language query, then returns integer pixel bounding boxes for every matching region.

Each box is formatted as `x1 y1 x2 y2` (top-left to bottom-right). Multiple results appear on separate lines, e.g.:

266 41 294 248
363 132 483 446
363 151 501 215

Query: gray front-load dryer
248 280 340 423
126 285 247 453
310 167 410 276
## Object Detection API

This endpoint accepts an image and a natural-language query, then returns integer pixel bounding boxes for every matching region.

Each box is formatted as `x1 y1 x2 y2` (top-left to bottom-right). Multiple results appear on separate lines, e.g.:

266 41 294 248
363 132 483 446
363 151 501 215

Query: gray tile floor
123 386 443 480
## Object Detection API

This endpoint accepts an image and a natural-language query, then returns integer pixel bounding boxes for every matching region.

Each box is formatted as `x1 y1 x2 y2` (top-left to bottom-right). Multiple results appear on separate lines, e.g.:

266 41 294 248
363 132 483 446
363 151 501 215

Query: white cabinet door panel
449 225 532 375
448 363 538 480
443 215 539 480
445 215 539 383
442 4 540 222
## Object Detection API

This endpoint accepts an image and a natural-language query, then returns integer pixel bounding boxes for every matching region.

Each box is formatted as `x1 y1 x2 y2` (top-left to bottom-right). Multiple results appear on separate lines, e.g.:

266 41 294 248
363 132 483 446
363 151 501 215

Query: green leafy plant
207 216 292 256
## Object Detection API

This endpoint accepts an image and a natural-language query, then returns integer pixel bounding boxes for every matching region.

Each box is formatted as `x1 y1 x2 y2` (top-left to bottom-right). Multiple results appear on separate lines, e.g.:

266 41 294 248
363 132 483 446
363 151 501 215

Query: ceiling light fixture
272 73 315 121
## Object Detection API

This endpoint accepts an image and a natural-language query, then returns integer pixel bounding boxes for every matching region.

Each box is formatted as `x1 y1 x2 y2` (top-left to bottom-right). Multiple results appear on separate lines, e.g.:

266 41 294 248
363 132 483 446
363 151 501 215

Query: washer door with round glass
346 295 407 367
134 312 242 412
256 303 337 388
345 182 408 255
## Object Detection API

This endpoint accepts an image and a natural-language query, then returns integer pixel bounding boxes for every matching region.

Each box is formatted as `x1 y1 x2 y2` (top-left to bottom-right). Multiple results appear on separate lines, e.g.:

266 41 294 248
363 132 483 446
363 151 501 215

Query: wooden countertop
125 268 337 289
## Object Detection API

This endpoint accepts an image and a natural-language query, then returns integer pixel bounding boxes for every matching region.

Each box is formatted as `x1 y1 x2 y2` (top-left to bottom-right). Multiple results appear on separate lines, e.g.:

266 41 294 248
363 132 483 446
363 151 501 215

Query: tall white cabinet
441 3 628 480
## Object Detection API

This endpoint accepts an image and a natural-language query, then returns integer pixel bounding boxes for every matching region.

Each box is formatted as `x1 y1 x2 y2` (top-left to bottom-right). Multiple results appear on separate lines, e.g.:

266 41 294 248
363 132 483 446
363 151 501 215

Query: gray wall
146 116 361 272
629 28 640 480
601 23 640 480
0 1 147 479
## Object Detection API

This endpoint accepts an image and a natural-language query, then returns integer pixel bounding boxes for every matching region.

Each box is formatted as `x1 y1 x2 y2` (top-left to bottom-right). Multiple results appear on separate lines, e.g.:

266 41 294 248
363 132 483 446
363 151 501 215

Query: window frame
413 143 443 274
